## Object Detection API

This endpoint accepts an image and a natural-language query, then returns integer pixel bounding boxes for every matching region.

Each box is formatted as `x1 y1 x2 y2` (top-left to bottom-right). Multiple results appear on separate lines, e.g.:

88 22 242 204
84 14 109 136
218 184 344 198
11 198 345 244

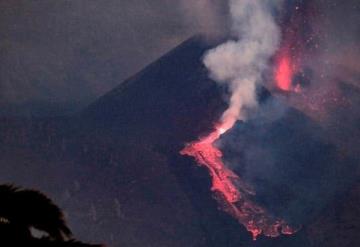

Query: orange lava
275 54 294 91
180 123 296 240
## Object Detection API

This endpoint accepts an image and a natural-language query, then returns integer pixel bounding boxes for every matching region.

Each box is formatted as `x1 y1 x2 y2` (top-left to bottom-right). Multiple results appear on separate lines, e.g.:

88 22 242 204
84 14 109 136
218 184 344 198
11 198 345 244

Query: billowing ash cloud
203 0 283 130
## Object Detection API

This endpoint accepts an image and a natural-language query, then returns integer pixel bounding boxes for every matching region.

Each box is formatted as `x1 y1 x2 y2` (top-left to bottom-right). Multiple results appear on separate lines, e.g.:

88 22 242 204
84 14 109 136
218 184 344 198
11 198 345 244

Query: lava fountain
275 48 295 92
180 117 296 240
274 1 318 93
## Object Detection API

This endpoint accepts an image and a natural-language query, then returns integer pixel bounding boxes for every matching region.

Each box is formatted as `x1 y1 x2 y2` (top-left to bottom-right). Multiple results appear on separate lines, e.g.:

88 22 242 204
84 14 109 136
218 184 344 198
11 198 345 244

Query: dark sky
0 0 228 108
0 0 358 110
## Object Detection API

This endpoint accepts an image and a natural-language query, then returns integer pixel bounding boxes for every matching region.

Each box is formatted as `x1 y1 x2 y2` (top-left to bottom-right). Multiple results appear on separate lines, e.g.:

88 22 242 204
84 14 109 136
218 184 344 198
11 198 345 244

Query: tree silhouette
0 184 104 246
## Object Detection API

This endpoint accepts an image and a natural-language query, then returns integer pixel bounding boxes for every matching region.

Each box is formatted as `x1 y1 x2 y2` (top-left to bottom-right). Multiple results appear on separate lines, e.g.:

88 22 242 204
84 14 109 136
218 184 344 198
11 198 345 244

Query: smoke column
203 0 282 131
181 0 297 239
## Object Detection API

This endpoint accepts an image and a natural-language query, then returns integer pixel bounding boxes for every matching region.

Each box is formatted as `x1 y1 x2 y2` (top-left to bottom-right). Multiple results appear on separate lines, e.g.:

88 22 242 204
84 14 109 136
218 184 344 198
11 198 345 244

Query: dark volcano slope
0 35 359 247
77 36 317 246
222 104 358 226
76 34 360 246
81 35 226 145
0 36 232 247
78 36 253 246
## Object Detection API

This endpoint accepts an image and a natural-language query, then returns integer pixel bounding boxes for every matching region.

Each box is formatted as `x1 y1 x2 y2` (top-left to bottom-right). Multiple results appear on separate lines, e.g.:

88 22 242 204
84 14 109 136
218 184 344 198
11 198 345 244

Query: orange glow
180 121 296 240
275 54 294 91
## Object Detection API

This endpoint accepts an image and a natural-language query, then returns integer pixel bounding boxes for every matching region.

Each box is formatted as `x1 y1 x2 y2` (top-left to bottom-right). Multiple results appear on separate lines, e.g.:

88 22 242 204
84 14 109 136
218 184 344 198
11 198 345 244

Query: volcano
0 35 359 247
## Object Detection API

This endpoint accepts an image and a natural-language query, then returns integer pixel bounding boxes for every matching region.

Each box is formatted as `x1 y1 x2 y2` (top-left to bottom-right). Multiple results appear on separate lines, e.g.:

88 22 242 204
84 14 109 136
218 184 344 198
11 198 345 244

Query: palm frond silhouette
0 184 104 246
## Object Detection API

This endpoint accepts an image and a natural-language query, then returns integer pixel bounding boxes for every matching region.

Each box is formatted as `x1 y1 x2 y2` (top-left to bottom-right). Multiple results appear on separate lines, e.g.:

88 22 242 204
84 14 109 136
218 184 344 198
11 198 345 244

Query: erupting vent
275 50 294 92
274 45 302 93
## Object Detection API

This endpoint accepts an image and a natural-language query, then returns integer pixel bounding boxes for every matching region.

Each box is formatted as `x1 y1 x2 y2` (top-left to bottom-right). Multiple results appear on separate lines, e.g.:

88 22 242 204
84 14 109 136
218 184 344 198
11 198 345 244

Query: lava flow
180 121 296 240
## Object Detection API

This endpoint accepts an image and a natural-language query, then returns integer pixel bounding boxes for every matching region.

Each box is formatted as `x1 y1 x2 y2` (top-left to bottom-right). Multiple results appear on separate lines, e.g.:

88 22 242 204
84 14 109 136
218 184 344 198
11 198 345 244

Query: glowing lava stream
180 121 296 240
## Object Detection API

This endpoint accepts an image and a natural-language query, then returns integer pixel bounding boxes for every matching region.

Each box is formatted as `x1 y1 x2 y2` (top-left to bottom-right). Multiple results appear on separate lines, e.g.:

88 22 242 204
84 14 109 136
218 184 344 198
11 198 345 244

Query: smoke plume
214 0 360 226
203 0 283 130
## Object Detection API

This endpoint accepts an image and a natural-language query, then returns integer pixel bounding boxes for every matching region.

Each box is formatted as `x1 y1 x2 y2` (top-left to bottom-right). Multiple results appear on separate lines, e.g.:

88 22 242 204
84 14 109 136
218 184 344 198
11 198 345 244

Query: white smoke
203 0 283 129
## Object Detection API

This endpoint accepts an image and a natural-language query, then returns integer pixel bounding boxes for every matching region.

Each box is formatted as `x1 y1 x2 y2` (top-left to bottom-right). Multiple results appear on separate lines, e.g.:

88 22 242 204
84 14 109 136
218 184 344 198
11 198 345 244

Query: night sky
0 0 358 111
0 0 228 112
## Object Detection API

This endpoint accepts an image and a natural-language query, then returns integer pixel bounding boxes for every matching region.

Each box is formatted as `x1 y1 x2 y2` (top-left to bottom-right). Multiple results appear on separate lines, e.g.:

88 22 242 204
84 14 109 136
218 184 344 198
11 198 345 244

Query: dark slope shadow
221 89 359 228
